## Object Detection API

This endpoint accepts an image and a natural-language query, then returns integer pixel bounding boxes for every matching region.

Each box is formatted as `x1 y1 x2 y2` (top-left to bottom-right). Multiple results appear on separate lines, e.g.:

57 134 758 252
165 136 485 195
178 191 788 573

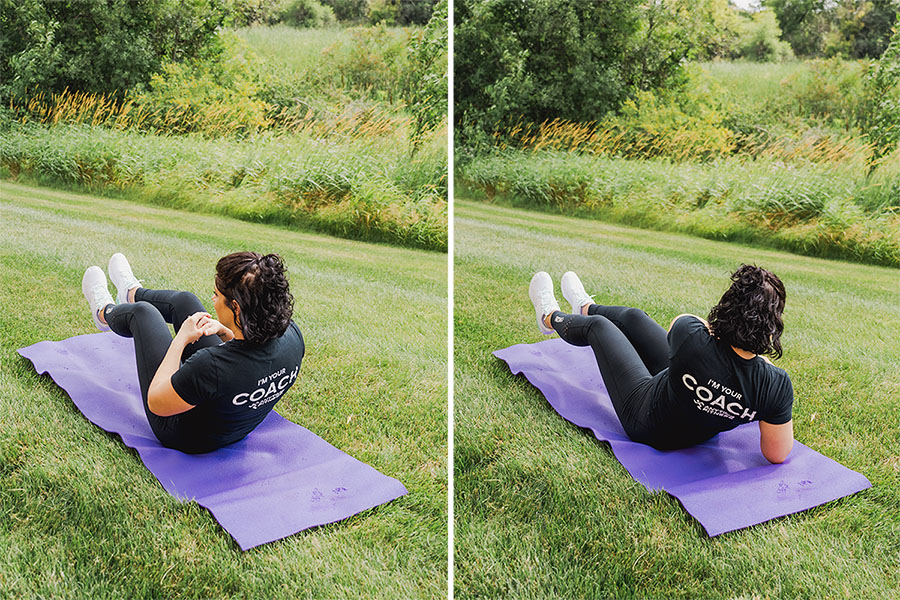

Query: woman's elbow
147 391 167 416
147 386 178 417
762 439 793 464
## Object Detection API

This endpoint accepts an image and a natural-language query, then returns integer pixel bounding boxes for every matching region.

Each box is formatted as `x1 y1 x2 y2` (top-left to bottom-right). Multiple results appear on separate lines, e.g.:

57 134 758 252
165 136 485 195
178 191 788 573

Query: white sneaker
529 271 560 335
82 266 113 331
108 253 141 305
561 271 593 315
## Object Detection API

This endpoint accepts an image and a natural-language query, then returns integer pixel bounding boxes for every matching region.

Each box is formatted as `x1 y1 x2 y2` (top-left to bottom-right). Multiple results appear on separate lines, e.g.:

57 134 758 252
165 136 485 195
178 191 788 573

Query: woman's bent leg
587 305 669 375
103 301 177 439
133 288 219 360
551 311 655 438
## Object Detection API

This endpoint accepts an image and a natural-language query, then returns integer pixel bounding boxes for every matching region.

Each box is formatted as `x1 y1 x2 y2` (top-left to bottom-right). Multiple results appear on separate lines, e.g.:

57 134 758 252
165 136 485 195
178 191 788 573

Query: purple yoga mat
18 332 408 550
494 338 871 536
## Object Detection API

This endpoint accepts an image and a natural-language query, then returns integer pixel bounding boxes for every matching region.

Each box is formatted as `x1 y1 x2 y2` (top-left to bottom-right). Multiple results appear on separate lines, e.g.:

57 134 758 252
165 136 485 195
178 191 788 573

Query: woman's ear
231 300 241 327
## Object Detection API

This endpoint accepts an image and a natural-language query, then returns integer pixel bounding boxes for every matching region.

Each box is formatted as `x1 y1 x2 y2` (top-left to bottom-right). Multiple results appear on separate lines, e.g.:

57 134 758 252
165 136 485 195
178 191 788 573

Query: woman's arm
147 312 209 417
759 419 794 464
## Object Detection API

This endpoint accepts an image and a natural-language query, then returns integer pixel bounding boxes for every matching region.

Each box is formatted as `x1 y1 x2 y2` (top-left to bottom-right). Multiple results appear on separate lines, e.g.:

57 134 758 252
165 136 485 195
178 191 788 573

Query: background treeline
455 0 899 267
0 0 448 251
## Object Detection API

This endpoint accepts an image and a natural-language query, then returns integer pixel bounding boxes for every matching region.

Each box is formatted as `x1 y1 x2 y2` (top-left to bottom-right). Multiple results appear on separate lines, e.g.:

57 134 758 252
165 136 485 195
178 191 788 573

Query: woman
529 265 794 463
81 251 304 454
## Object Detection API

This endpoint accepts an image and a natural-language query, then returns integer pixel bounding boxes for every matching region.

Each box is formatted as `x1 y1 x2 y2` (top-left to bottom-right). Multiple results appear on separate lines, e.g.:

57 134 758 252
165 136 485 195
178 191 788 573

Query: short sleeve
762 372 794 425
170 349 217 406
667 315 706 355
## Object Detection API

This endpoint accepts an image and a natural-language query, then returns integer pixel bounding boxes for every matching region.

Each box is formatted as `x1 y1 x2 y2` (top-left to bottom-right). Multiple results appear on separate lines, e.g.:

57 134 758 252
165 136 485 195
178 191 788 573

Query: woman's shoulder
669 314 712 349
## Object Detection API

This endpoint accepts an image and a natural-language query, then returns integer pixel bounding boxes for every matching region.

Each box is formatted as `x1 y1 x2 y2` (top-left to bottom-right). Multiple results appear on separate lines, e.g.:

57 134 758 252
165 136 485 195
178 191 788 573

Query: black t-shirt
648 315 793 449
168 321 304 453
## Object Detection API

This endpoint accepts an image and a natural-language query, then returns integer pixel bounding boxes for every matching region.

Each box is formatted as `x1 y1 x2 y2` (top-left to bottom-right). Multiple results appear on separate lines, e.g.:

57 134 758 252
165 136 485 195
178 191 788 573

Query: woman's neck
731 346 756 359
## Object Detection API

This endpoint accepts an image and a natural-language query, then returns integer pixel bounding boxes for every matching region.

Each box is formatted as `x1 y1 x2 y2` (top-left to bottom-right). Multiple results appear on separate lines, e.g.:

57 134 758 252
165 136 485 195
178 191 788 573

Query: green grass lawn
453 198 899 599
0 182 447 599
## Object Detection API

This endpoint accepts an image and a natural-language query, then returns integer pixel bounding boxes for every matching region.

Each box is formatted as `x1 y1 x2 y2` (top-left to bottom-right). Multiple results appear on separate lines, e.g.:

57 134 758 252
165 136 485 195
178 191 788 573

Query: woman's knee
584 314 615 343
171 291 205 314
619 307 652 329
130 300 160 319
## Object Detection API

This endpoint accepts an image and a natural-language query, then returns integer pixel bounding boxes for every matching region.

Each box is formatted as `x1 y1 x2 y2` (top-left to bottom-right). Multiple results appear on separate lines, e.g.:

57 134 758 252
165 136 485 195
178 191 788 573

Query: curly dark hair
707 264 786 359
215 252 294 344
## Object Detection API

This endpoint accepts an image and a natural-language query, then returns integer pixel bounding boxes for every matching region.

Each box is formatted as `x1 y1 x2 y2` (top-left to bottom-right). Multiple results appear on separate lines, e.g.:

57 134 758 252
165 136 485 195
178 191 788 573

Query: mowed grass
0 182 447 599
453 198 899 599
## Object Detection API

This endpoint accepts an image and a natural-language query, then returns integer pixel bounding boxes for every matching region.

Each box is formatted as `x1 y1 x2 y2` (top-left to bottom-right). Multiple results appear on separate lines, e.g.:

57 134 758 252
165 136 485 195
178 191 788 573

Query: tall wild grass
1 122 447 251
459 150 899 267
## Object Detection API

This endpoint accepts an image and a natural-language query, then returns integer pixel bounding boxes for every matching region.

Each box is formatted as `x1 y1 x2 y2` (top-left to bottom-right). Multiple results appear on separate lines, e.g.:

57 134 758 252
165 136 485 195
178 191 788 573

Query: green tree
0 0 228 100
320 0 368 22
766 0 829 56
768 0 898 58
455 0 633 142
455 0 708 147
734 8 795 60
278 0 336 27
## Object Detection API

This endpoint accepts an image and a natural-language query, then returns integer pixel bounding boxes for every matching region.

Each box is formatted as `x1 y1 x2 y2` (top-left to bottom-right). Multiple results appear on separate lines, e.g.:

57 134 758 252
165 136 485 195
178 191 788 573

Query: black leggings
551 305 668 442
103 288 219 443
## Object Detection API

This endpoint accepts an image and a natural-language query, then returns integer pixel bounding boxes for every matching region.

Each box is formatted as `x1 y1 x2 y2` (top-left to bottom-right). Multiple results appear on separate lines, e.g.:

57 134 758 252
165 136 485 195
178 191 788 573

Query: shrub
602 66 736 160
777 58 865 128
320 25 410 104
733 10 794 62
454 0 679 145
278 0 337 27
367 0 397 25
404 0 448 151
133 32 271 136
859 28 900 171
320 0 368 22
393 0 439 25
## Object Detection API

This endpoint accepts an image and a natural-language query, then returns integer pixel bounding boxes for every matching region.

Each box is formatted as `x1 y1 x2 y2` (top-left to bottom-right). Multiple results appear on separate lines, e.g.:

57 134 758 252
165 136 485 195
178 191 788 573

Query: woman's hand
175 312 214 344
196 313 235 341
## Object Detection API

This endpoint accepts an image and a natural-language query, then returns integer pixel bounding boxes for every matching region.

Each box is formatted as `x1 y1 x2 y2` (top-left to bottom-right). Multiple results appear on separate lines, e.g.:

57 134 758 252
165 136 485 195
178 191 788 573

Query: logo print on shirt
682 373 756 421
231 365 300 409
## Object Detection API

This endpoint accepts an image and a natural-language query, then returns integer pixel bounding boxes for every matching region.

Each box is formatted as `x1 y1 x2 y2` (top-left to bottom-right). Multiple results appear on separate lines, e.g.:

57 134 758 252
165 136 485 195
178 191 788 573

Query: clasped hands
176 312 235 344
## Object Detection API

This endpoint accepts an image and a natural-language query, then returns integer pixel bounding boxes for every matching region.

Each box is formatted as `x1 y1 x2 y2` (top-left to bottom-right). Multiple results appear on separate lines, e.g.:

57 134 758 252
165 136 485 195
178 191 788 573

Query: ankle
581 304 590 315
543 313 554 329
128 287 139 303
98 304 112 325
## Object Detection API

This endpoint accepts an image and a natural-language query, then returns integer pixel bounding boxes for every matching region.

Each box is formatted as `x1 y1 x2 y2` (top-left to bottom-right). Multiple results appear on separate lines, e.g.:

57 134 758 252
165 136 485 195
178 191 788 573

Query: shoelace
89 282 110 308
113 267 140 288
568 284 593 309
540 288 557 314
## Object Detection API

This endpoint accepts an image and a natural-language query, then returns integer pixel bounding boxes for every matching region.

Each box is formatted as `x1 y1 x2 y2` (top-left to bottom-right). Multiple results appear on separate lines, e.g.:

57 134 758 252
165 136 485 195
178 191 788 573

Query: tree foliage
767 0 898 58
0 0 229 100
278 0 336 27
455 0 706 145
734 9 795 61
